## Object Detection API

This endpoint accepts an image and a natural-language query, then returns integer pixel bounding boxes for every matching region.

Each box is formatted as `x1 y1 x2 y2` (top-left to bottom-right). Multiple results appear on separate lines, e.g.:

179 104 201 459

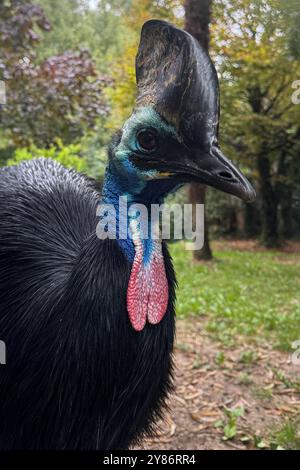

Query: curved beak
131 143 256 203
186 146 256 203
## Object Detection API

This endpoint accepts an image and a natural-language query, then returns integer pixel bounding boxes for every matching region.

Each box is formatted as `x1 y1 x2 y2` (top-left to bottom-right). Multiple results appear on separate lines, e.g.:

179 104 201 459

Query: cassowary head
110 19 255 203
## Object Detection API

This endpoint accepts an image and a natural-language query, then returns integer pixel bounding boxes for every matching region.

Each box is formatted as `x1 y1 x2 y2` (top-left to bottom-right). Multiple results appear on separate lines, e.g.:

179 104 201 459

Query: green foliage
279 0 300 60
212 0 300 165
215 351 225 366
211 0 300 245
223 406 245 440
238 350 258 365
8 141 87 173
2 49 109 147
253 435 268 449
0 0 51 81
106 0 183 129
237 372 253 385
0 1 110 148
251 385 273 401
215 406 245 440
270 419 300 450
272 368 300 390
80 128 109 179
35 0 129 72
170 242 300 349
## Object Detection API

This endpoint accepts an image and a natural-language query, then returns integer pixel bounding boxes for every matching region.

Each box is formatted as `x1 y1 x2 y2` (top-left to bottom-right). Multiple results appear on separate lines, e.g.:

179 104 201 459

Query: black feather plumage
0 158 176 449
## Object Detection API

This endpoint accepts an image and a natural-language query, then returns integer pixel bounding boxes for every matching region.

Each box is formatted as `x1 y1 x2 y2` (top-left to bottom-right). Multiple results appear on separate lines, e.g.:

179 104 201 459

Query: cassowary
0 20 255 449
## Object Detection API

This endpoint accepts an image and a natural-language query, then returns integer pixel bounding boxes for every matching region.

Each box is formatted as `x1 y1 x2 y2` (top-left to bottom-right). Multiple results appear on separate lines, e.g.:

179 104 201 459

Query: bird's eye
137 129 158 153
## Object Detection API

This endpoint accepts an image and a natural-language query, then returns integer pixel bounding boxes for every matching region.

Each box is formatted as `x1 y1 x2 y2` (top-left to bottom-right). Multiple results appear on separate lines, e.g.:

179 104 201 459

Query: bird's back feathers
0 158 176 449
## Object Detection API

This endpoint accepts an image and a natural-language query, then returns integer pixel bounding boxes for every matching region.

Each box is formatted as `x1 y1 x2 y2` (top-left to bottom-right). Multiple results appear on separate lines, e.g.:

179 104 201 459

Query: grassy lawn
139 241 300 451
170 241 300 351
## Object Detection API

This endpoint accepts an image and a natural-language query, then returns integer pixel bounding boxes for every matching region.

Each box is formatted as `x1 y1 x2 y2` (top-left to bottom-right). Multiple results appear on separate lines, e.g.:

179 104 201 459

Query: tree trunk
184 0 211 49
279 191 293 238
184 0 213 261
244 203 258 238
257 152 279 247
247 87 280 247
276 152 293 239
189 184 212 260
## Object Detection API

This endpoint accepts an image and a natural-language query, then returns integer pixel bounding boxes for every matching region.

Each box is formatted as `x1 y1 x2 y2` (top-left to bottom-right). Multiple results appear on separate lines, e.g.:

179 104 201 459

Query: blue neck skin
101 160 178 263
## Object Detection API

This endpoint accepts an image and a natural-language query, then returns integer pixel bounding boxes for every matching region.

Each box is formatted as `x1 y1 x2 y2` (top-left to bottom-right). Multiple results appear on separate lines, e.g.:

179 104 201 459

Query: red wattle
127 239 169 331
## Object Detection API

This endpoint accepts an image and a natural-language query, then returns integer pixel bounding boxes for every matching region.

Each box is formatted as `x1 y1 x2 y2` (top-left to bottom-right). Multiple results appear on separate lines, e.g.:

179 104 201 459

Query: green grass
270 419 300 450
170 242 300 350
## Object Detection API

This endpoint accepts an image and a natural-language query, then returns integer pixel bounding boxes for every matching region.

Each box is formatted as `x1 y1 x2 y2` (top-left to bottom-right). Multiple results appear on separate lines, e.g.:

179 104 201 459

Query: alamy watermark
291 80 300 105
96 197 205 250
0 80 6 105
291 340 300 365
0 340 6 365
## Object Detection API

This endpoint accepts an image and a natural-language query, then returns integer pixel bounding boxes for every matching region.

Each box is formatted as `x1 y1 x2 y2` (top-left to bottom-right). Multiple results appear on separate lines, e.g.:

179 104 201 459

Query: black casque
135 20 256 202
136 19 219 146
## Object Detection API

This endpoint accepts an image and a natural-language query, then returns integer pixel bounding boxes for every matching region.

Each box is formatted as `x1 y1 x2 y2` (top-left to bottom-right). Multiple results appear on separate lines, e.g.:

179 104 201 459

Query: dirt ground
136 317 300 450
